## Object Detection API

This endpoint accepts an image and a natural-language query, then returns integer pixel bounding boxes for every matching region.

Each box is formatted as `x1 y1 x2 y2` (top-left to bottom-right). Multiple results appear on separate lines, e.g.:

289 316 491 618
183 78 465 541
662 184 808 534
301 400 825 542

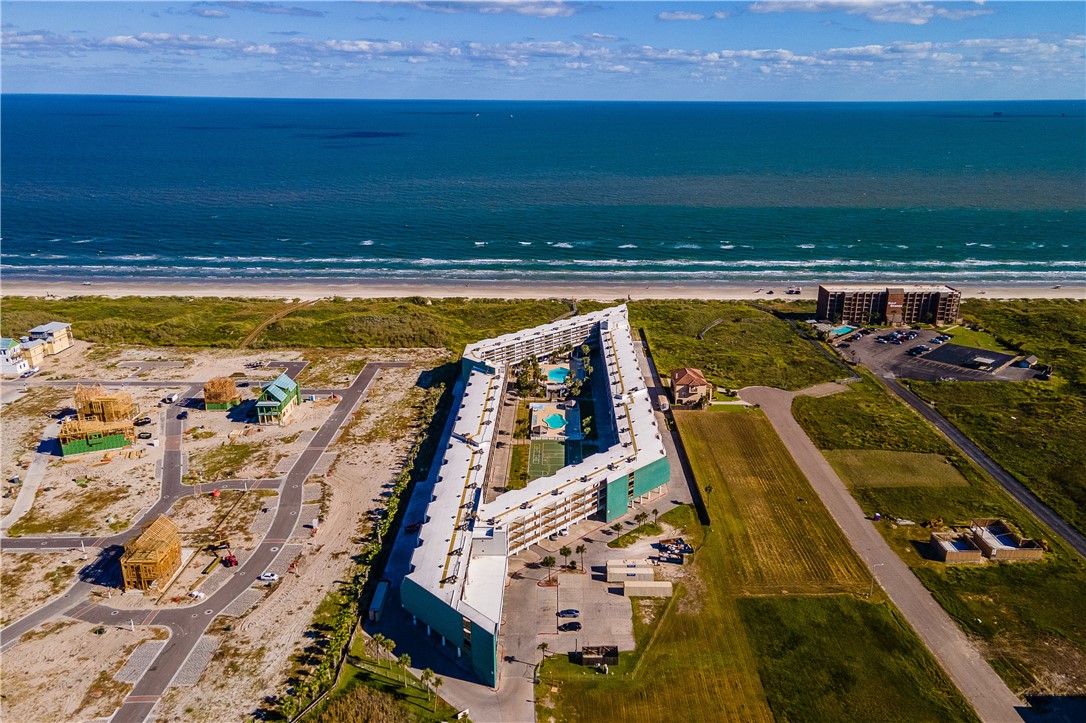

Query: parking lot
836 329 1037 383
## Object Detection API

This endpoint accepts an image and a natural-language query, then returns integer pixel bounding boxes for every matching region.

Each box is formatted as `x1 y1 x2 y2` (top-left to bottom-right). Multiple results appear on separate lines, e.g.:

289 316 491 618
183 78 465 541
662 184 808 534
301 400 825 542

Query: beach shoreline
1 278 1082 302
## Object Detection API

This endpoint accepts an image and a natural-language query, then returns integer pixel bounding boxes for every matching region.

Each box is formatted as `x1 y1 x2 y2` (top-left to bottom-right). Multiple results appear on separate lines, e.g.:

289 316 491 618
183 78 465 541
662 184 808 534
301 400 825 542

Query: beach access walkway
741 383 1026 723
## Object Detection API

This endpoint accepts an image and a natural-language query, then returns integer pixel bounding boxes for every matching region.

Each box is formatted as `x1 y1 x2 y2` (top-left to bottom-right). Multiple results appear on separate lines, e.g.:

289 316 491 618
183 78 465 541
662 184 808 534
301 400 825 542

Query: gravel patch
294 504 321 538
266 544 303 577
272 455 299 475
303 483 325 503
114 641 166 683
309 453 337 477
171 636 219 687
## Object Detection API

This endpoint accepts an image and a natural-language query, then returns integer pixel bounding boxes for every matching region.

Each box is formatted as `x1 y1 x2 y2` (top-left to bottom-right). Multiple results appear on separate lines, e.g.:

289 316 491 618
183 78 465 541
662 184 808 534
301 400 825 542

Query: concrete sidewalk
1 420 61 532
741 384 1025 723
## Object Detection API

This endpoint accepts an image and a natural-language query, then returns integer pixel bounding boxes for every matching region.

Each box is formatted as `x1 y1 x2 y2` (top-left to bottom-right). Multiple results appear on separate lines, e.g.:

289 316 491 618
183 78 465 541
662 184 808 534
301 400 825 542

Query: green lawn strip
739 596 979 723
909 379 1086 537
607 522 663 549
507 444 529 490
705 403 758 413
629 299 841 391
794 371 954 454
0 296 284 348
826 450 969 488
942 326 1016 355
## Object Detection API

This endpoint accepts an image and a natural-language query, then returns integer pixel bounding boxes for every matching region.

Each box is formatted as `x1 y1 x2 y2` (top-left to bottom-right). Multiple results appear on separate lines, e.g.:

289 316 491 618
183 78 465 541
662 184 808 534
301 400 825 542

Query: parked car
875 339 887 344
134 417 152 426
559 622 582 632
557 609 580 618
177 411 189 420
258 572 280 582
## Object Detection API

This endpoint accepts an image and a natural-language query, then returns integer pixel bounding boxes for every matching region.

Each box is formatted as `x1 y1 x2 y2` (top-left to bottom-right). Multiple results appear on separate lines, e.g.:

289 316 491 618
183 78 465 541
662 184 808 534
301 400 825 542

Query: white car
258 572 280 582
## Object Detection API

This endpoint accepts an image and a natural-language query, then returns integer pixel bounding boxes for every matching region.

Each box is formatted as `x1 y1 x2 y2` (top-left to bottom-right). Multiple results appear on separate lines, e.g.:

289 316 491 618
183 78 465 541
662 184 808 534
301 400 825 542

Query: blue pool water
547 367 571 384
832 325 856 334
544 414 567 430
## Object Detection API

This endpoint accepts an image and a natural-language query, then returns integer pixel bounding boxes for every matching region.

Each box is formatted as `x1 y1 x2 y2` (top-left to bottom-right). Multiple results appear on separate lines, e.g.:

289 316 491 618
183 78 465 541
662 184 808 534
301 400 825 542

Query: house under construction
204 376 241 410
75 384 139 422
121 515 182 592
60 385 139 456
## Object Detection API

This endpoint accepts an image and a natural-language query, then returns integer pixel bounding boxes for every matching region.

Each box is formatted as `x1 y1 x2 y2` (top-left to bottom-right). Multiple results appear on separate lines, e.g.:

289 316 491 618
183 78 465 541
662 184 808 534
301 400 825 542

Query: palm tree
542 555 556 583
381 637 396 669
432 676 444 712
371 633 387 667
610 522 622 535
559 546 572 568
652 508 659 524
576 544 586 572
705 484 715 496
538 641 550 658
635 511 648 527
420 668 434 700
397 653 411 686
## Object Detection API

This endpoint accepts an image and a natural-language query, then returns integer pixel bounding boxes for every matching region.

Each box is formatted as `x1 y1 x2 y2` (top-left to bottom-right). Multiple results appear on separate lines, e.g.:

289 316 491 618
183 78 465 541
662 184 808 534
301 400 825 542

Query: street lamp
867 563 885 598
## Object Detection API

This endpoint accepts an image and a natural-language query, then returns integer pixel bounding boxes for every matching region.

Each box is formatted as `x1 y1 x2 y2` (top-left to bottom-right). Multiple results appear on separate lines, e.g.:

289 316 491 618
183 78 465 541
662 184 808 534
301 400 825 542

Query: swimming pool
543 413 567 430
832 325 856 335
547 367 571 384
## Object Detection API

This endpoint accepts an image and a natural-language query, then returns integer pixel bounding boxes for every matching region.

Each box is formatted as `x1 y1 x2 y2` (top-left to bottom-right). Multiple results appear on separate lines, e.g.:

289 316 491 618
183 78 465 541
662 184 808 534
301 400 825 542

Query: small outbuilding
930 530 984 563
580 645 619 667
969 519 1045 561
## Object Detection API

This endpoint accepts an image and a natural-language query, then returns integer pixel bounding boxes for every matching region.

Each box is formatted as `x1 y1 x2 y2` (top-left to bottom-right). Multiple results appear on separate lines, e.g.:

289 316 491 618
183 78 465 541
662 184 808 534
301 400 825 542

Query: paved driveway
741 384 1025 723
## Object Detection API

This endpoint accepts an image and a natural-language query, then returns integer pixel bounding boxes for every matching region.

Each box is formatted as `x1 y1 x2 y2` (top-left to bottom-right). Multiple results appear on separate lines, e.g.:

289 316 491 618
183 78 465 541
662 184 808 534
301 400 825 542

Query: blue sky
2 1 1083 100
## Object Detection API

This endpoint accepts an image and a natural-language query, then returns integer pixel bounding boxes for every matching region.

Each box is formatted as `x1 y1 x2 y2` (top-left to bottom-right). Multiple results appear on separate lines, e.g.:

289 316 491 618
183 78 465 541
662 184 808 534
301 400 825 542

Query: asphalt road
885 378 1086 560
1 362 408 722
742 385 1026 723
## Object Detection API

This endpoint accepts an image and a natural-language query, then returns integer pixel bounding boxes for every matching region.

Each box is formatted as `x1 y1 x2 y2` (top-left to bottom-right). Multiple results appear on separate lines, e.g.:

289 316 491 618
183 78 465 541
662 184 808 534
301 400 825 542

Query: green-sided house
256 373 300 426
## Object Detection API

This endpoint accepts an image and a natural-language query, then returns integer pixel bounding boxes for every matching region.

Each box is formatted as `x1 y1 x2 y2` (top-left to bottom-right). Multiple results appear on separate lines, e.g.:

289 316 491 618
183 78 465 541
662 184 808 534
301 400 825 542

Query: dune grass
629 299 841 391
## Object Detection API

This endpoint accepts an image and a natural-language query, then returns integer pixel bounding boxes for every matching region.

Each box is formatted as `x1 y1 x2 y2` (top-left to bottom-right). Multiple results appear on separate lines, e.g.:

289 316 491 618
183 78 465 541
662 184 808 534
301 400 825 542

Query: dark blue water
2 95 1083 285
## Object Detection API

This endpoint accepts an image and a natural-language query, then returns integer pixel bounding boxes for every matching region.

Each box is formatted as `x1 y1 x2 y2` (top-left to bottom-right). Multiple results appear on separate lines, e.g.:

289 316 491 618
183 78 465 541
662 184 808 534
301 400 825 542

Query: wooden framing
75 383 138 422
121 515 182 592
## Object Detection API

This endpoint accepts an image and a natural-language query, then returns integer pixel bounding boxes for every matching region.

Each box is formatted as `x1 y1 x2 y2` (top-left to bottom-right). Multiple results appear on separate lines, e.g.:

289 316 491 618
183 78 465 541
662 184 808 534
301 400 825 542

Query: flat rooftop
819 284 959 294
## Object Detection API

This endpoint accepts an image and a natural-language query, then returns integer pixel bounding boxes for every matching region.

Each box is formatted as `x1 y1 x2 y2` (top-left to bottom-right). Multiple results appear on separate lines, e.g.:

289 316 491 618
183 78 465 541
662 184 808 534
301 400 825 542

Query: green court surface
527 440 582 481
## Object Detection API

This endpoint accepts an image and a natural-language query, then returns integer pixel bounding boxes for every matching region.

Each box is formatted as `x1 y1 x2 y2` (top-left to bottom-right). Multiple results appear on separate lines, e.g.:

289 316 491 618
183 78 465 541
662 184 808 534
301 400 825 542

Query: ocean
2 94 1084 287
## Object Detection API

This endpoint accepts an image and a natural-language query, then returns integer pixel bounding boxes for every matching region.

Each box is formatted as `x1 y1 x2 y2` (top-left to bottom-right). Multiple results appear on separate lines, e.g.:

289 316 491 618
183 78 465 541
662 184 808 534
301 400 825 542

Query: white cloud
394 1 580 18
576 32 619 42
748 1 993 26
191 8 229 18
657 11 707 21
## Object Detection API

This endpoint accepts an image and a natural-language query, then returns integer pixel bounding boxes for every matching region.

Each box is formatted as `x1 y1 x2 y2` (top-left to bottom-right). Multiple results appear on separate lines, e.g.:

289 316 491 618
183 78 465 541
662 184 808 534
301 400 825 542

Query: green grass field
629 300 842 391
911 379 1086 537
827 450 969 488
525 439 582 481
793 365 1086 695
506 445 529 490
793 372 954 454
740 596 979 723
538 411 974 722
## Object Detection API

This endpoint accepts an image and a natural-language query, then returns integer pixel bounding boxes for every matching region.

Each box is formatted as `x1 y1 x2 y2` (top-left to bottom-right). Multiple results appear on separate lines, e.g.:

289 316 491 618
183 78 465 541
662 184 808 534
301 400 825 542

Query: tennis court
527 439 583 481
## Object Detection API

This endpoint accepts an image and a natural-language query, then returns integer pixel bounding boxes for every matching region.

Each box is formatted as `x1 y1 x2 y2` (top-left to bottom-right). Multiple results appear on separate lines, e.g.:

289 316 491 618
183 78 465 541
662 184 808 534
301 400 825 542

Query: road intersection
1 361 408 722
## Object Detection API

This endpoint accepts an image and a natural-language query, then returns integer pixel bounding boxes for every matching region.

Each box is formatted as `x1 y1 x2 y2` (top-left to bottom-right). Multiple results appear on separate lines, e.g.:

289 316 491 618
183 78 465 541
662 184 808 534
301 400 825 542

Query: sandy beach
2 279 1082 302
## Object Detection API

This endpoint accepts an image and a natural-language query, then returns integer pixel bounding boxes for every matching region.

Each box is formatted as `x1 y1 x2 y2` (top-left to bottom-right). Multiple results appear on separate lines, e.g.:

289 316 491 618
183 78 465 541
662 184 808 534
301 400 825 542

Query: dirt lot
0 552 83 626
0 620 167 723
0 385 70 518
153 363 438 721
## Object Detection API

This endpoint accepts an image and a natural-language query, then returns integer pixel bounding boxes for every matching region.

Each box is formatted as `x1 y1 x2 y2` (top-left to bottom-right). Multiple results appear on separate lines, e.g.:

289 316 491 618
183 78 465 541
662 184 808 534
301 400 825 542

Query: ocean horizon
2 94 1084 287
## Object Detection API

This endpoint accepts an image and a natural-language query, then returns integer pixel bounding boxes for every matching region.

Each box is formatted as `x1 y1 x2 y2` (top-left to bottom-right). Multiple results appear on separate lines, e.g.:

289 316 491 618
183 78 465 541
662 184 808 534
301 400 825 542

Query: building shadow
1019 695 1086 722
78 545 125 588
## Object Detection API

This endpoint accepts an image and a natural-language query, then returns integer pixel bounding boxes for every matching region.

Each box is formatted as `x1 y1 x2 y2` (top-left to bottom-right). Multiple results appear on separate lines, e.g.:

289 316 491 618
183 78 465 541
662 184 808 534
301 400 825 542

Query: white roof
29 321 72 334
405 304 667 636
819 284 959 294
20 339 47 349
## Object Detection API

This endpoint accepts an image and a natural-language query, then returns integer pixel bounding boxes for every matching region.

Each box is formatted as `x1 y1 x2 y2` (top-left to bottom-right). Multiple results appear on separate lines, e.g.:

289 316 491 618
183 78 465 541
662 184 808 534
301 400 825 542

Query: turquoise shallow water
548 367 571 384
2 95 1083 285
